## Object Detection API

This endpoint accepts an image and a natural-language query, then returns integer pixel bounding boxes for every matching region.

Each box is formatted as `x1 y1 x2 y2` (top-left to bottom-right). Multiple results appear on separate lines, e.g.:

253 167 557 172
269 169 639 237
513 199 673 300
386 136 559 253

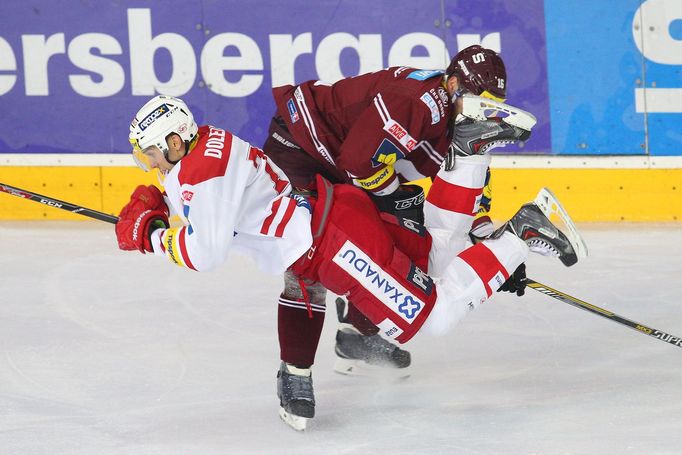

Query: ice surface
1 222 681 454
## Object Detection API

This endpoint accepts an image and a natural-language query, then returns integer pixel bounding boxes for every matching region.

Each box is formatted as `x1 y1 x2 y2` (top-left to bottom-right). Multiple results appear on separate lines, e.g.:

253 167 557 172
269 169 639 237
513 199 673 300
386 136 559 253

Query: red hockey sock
278 298 325 367
346 301 380 336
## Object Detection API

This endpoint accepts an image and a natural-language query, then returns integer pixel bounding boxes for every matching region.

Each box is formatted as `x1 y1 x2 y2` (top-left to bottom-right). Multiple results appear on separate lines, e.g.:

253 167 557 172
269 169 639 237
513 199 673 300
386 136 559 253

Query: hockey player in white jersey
117 95 581 431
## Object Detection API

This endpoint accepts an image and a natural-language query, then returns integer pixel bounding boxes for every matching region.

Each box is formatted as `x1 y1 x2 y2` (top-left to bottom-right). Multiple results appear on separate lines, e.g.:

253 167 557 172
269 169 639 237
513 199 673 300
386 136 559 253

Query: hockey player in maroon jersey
118 95 579 431
262 45 528 409
265 45 508 195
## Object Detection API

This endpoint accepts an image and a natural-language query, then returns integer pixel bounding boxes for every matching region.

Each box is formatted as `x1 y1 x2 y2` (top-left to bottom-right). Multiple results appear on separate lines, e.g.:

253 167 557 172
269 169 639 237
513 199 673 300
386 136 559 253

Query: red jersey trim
178 126 233 186
458 243 509 297
427 176 482 216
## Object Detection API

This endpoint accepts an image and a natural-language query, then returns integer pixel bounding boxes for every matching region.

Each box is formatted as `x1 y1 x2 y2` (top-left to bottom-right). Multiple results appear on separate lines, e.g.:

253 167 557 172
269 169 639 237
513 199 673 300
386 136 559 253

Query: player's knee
304 281 328 306
423 261 489 336
282 270 327 306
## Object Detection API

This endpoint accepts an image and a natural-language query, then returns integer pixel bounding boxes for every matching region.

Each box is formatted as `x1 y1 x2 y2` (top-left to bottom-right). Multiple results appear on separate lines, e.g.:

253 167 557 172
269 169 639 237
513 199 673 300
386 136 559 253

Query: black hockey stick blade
527 279 682 349
0 182 119 224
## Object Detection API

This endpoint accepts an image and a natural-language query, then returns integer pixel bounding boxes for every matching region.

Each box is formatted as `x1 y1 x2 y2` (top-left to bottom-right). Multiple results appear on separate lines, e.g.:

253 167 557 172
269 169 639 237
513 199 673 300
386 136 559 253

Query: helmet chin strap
164 152 180 165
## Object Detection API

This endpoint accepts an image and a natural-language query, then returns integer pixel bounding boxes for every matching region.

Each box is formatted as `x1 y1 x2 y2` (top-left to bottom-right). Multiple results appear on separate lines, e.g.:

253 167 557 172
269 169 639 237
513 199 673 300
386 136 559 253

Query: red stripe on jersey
261 198 283 235
248 146 289 194
426 176 481 216
178 125 233 186
266 161 289 194
247 146 260 168
274 198 296 238
457 243 509 297
178 227 197 271
159 231 167 253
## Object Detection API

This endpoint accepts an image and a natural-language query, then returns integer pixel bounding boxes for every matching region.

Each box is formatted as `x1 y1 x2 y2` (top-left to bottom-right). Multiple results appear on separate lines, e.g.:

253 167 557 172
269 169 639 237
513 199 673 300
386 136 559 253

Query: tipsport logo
333 240 424 321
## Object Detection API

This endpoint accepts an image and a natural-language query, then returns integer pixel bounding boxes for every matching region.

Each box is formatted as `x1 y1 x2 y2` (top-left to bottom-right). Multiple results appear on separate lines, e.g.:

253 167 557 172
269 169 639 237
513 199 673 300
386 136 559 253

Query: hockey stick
527 279 682 349
8 181 679 350
0 182 119 224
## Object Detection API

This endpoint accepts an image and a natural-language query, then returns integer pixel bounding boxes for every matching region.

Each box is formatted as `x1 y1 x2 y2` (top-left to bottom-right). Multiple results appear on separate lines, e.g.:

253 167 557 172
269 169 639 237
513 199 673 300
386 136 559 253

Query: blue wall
0 0 679 156
545 0 681 155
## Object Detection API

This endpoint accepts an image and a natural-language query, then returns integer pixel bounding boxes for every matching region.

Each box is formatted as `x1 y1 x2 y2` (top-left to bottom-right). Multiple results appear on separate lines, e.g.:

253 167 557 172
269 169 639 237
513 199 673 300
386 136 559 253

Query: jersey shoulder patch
406 70 444 81
178 125 233 186
419 92 440 124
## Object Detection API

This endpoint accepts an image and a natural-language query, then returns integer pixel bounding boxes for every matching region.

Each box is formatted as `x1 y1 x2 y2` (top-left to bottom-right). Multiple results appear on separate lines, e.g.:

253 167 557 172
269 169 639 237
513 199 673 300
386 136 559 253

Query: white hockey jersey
149 125 313 274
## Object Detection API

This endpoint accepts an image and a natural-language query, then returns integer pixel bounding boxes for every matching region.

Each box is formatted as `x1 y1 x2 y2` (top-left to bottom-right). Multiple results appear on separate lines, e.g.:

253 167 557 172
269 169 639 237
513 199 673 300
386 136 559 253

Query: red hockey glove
116 185 170 253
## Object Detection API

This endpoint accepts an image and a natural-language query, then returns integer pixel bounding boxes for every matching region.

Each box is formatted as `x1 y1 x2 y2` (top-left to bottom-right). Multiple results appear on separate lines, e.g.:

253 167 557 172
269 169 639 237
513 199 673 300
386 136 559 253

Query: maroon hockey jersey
272 67 453 194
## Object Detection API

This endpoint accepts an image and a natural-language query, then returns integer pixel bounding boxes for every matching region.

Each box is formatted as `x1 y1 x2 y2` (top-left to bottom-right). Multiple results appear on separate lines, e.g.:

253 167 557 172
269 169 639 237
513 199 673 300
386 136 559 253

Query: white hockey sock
424 154 491 278
284 363 312 377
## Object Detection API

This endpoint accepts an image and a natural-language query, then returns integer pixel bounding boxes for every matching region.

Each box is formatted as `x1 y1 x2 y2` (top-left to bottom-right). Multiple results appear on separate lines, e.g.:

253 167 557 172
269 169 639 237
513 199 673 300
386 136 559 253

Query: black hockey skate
277 362 315 431
454 118 531 156
333 298 411 378
504 202 579 267
444 118 531 170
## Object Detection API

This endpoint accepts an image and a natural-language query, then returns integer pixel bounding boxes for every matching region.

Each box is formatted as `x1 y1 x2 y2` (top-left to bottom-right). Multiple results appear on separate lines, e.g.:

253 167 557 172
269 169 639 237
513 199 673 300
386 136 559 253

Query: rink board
1 163 680 222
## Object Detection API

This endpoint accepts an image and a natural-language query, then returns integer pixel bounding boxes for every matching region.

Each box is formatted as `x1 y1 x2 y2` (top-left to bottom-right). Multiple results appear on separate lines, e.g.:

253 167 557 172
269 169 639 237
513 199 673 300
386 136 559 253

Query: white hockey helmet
129 95 198 171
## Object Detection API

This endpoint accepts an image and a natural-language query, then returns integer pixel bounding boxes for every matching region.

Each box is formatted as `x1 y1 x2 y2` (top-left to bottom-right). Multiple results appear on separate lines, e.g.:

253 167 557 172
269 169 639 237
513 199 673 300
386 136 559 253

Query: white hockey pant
421 154 529 336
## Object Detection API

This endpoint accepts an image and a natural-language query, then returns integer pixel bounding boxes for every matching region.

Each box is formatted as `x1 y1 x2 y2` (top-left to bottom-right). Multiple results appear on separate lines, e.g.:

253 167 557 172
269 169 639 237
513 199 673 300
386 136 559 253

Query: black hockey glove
370 184 425 224
498 263 527 297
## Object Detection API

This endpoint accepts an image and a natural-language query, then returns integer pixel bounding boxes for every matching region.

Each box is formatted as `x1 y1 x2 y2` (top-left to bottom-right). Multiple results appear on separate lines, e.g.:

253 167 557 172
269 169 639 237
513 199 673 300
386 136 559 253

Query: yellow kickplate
1 166 681 222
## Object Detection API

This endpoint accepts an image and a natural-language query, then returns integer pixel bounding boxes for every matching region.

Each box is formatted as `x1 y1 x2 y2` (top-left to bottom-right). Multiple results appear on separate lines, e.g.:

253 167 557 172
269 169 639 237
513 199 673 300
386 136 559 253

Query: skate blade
460 93 537 130
534 187 588 262
279 407 308 431
333 357 411 379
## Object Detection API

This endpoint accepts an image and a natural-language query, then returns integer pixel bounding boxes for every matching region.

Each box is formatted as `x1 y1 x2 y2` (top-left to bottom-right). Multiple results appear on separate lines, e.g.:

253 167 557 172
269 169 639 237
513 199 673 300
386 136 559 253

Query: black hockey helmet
446 45 507 101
